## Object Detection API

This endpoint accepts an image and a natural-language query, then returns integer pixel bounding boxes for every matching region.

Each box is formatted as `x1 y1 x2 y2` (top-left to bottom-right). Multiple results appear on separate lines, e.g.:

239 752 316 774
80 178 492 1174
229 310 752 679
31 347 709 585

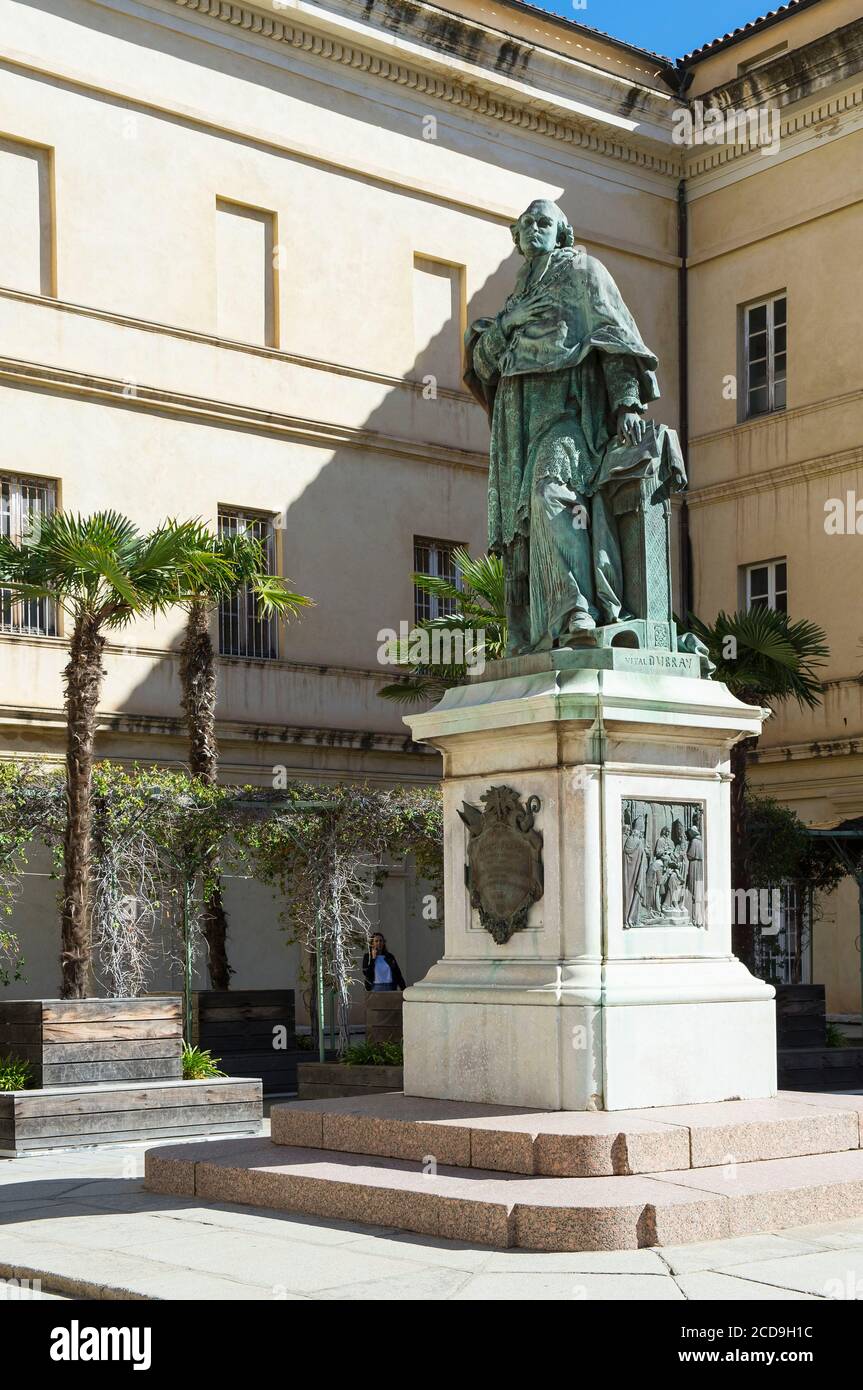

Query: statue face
515 201 561 259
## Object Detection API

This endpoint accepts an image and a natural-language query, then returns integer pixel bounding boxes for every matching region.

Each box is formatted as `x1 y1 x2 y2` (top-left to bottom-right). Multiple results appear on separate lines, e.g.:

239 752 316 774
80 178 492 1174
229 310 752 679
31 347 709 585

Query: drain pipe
677 176 694 622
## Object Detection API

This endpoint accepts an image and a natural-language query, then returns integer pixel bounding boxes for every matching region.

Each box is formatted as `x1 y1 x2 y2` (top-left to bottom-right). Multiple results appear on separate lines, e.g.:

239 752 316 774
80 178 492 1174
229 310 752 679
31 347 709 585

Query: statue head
511 199 574 260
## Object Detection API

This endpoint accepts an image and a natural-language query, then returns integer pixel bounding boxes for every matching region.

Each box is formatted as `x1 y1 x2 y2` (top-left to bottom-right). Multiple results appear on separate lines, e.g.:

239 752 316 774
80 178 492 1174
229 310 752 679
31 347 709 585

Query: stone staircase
144 1090 863 1251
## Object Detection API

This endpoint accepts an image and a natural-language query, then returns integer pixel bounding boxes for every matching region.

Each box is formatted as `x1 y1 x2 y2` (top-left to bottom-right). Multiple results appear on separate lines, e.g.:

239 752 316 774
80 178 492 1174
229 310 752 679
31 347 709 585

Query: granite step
269 1090 863 1177
144 1137 863 1251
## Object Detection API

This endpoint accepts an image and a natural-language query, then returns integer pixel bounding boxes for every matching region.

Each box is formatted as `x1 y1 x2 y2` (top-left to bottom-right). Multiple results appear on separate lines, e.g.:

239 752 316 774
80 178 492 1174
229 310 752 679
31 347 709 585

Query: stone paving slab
452 1271 686 1300
270 1091 861 1177
674 1270 819 1300
659 1231 826 1274
715 1247 863 1299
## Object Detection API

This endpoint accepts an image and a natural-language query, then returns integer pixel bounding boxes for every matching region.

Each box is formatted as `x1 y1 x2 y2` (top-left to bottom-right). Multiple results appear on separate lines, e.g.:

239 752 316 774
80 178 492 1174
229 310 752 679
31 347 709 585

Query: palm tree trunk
61 614 106 998
730 735 756 970
180 600 218 784
179 600 232 990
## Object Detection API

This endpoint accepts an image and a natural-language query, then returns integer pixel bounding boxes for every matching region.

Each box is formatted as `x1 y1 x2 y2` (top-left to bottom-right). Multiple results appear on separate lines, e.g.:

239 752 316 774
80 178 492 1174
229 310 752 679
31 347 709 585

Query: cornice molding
687 442 863 508
169 0 682 177
0 355 488 472
0 705 434 756
681 19 863 189
164 0 863 191
697 16 863 116
690 386 863 449
684 76 863 187
753 736 863 767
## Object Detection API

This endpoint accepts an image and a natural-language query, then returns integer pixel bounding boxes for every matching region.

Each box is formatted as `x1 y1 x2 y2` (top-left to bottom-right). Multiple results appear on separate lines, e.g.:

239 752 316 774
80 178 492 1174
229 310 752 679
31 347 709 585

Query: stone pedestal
402 654 777 1112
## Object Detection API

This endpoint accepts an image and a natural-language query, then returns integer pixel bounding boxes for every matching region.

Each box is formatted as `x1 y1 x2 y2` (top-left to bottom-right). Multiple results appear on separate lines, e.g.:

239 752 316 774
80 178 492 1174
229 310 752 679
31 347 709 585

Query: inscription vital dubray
459 785 544 944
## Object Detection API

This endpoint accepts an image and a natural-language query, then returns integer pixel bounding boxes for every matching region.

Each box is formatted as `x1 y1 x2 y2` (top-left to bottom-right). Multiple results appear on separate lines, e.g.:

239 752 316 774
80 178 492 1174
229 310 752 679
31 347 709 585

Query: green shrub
826 1022 846 1049
182 1044 225 1080
342 1040 403 1067
0 1053 34 1091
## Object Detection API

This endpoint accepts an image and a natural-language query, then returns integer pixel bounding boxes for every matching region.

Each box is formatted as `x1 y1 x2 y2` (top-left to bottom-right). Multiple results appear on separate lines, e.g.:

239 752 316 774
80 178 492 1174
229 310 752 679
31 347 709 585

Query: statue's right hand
500 292 557 335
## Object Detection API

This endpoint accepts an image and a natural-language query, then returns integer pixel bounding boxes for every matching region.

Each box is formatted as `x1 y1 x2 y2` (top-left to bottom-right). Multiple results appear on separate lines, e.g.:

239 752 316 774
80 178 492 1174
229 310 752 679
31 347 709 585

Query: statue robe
465 248 660 653
687 833 705 926
622 828 648 927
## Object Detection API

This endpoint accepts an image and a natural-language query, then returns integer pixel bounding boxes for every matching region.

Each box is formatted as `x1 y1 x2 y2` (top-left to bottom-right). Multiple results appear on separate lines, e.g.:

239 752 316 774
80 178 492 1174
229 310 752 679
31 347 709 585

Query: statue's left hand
616 409 646 447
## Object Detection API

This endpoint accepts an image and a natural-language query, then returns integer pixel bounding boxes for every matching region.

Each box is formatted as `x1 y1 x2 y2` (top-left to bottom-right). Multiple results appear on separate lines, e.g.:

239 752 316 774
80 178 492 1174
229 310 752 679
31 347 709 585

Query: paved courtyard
2 1129 863 1301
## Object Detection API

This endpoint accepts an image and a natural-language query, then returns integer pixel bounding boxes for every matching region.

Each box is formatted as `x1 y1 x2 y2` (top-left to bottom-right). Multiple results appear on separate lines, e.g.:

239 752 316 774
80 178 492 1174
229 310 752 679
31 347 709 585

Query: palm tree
176 526 312 988
378 548 506 704
687 606 829 965
0 512 231 998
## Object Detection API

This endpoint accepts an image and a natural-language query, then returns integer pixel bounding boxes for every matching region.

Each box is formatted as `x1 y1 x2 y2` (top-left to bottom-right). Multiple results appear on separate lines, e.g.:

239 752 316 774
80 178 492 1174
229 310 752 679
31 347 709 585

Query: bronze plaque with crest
458 785 543 944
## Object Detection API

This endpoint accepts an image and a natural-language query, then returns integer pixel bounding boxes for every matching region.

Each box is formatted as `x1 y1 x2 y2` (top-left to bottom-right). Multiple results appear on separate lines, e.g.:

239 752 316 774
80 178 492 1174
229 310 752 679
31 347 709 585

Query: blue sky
526 0 777 60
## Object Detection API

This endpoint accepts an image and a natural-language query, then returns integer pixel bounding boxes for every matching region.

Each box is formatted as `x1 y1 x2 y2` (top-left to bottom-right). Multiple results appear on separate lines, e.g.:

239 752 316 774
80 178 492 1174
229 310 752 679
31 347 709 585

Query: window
0 138 53 296
1 475 56 635
746 559 787 615
737 41 787 76
743 294 786 418
414 537 462 625
218 509 278 659
215 200 277 347
412 256 465 393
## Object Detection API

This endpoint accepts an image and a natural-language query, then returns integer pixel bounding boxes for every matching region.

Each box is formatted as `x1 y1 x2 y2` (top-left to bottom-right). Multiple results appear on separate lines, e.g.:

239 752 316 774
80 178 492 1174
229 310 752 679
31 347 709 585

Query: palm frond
688 607 828 710
249 575 314 620
378 677 449 704
449 547 505 612
378 549 507 707
410 572 465 606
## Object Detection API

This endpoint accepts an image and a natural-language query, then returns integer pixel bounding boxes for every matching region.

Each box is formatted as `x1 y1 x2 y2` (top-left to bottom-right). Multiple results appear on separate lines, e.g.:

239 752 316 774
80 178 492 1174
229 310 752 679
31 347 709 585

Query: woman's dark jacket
362 950 406 992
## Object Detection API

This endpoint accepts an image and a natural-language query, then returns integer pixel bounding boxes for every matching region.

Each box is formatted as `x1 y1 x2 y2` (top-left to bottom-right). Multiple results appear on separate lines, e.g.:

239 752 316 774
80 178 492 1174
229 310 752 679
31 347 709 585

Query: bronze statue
465 198 687 658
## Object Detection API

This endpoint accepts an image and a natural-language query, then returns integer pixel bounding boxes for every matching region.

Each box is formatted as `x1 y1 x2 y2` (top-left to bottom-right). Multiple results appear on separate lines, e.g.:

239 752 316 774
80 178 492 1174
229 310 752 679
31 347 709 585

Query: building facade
0 0 861 1017
683 0 863 1016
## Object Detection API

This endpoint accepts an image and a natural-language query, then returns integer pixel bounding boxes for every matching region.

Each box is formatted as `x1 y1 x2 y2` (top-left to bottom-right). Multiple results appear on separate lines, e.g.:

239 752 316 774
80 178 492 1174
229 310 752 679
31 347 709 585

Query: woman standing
362 933 407 993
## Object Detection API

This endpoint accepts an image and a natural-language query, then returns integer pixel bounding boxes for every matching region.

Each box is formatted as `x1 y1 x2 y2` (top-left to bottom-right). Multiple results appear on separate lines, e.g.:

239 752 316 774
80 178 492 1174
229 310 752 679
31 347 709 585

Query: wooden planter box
0 998 182 1088
365 990 403 1044
297 1061 403 1101
778 1046 863 1092
776 984 827 1050
0 1076 262 1156
197 989 302 1094
0 997 264 1155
